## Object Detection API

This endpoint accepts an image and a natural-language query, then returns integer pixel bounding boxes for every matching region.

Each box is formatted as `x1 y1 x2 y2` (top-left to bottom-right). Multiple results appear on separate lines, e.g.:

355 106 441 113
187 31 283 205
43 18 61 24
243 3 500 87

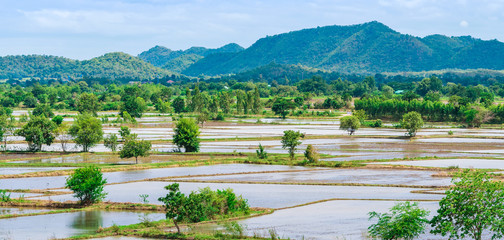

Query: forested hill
0 52 173 80
182 21 504 76
138 43 244 72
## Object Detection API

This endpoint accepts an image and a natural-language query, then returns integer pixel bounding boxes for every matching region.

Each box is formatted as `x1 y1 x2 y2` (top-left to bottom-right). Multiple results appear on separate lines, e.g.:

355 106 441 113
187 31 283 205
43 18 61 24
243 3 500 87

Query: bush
173 118 200 152
368 201 430 240
158 183 249 234
256 143 268 159
65 166 107 205
304 144 319 163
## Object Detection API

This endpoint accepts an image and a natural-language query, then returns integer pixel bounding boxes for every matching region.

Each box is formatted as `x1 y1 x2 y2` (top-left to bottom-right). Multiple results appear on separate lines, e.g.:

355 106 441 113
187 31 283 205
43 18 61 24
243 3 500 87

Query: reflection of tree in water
71 211 103 230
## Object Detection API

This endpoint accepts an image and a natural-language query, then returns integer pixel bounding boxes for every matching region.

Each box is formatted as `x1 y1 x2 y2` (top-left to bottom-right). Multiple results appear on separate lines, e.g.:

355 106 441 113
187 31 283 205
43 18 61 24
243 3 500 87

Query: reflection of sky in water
0 210 164 239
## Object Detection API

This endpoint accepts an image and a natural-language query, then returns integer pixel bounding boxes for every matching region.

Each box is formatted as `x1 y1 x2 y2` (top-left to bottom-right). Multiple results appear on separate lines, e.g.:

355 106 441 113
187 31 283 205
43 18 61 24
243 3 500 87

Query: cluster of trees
368 170 504 240
158 183 250 233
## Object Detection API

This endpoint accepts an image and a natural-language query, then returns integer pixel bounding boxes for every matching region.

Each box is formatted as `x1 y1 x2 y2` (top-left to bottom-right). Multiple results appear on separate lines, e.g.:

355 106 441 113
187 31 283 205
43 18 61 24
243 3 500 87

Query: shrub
65 166 107 205
304 144 319 163
173 118 200 152
158 183 249 234
368 201 430 240
256 143 268 159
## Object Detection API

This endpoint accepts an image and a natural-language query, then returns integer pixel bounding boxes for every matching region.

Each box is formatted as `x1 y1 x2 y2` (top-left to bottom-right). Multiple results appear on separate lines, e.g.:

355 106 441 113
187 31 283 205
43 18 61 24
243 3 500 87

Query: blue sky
1 0 503 60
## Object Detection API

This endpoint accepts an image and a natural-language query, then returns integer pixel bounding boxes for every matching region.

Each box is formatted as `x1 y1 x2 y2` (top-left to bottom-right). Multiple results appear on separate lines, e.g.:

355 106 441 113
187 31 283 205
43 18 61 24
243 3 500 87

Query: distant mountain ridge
182 21 504 76
2 21 504 80
137 43 244 72
0 52 173 80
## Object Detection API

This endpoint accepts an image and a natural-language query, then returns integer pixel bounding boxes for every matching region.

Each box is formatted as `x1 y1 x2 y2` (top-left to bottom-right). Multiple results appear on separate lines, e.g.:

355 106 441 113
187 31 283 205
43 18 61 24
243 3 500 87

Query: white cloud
460 20 469 27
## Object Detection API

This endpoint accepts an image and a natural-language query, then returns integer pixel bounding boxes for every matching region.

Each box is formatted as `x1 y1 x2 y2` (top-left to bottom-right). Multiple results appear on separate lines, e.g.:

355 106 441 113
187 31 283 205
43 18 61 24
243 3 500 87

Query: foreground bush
158 183 249 233
65 166 107 205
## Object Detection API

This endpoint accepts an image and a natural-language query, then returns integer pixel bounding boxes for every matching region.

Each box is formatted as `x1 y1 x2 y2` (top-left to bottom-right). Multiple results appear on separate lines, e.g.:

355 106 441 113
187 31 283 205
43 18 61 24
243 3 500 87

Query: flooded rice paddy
2 116 504 239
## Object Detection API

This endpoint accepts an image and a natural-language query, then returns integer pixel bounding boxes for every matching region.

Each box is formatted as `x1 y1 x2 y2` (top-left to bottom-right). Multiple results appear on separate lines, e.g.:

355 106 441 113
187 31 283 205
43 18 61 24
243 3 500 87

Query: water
370 159 504 169
0 210 164 239
239 200 442 240
0 207 52 215
0 167 74 175
174 168 452 186
38 181 442 208
0 164 315 190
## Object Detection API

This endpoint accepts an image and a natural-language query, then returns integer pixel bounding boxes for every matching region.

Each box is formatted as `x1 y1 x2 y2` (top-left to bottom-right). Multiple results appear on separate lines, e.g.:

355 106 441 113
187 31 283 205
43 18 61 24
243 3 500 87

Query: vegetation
430 170 504 240
401 112 424 137
15 115 57 151
340 116 361 135
69 113 104 152
119 134 152 164
256 143 268 159
281 130 304 161
65 166 107 205
368 202 430 240
158 183 250 234
173 118 200 152
103 134 119 152
304 144 319 163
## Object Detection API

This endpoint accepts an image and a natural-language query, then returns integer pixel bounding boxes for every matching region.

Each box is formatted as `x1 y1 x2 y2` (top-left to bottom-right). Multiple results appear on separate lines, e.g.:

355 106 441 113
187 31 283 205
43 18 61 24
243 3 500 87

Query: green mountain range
0 52 173 80
2 21 504 80
137 43 244 73
182 21 504 76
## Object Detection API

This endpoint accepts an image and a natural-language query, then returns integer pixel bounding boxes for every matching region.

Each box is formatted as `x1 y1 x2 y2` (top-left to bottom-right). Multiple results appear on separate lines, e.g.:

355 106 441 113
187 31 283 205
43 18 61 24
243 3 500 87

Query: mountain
0 52 173 80
137 43 244 71
183 21 504 76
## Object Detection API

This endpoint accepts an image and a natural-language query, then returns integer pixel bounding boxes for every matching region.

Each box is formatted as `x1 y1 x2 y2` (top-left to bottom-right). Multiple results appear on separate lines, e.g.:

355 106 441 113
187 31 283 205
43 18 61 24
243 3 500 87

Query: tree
119 134 151 164
32 104 54 118
158 183 186 234
54 124 72 152
51 115 64 125
120 85 147 118
172 96 185 113
272 98 296 119
196 111 209 128
304 144 319 163
155 98 170 113
65 166 107 205
76 93 100 116
340 116 361 135
431 170 504 240
104 134 119 152
119 126 131 140
368 202 430 240
401 111 423 137
256 143 268 159
173 118 200 152
0 115 15 151
69 113 103 152
281 130 304 161
15 115 56 151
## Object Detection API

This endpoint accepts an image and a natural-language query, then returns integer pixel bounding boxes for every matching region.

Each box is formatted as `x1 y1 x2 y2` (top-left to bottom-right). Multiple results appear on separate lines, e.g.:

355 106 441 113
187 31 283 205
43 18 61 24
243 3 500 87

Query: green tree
172 96 185 113
69 113 104 152
368 202 430 240
281 130 304 161
173 118 200 152
431 170 504 240
340 116 361 135
401 111 423 137
155 98 170 113
158 183 186 234
15 115 56 151
304 144 319 163
120 86 147 118
65 166 107 205
119 134 152 164
103 133 119 152
32 104 54 118
256 143 268 159
119 126 131 140
0 115 15 151
76 93 100 116
272 98 296 119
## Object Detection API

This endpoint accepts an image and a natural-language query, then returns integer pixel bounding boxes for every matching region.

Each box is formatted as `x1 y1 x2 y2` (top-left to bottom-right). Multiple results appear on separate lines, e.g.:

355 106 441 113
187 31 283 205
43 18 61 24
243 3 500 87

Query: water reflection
71 211 103 230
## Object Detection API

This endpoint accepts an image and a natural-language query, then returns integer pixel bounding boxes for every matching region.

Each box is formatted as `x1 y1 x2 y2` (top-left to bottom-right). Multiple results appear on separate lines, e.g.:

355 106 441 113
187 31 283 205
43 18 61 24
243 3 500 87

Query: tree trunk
173 219 180 234
135 156 138 164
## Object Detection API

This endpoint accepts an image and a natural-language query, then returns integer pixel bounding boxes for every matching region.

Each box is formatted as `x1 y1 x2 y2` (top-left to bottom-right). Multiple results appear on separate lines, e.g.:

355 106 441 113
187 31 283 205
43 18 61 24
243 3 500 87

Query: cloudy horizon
1 0 503 60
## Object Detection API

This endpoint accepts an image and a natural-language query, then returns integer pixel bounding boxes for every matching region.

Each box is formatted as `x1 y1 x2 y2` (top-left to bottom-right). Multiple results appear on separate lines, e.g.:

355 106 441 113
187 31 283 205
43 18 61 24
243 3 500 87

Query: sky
1 0 503 60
